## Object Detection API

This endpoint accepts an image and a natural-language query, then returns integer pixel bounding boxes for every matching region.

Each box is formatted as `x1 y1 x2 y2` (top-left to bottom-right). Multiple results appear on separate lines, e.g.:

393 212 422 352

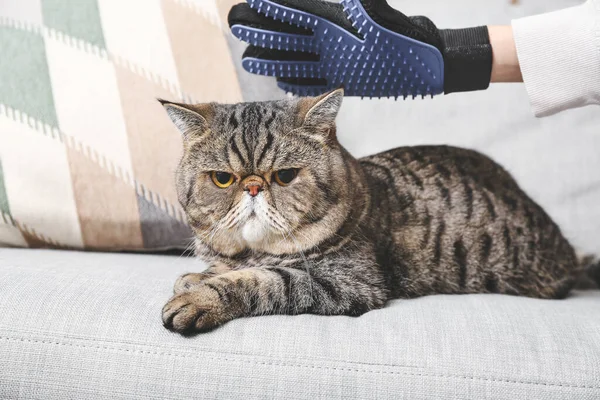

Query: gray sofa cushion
1 248 599 399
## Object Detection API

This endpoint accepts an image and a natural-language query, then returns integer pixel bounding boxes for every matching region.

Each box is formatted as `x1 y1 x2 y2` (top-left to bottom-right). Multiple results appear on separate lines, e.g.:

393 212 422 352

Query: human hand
228 0 493 98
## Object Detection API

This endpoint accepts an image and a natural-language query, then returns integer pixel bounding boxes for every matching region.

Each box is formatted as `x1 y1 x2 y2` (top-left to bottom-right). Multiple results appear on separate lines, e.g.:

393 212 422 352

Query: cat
159 89 593 334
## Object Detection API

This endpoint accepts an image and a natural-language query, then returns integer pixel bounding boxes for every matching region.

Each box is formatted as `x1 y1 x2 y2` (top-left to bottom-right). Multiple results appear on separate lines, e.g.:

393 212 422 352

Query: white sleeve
511 0 600 117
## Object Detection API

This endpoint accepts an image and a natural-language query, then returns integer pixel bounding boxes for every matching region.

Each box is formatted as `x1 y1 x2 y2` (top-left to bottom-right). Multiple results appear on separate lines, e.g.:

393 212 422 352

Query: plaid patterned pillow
0 0 247 250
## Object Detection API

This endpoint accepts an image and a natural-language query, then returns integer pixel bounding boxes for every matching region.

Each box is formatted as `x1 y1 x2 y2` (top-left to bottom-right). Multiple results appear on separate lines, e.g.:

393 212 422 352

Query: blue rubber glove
228 0 493 98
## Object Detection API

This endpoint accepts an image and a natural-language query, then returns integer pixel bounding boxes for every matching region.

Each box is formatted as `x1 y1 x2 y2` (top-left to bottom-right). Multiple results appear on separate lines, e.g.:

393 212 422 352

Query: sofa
1 0 600 398
1 248 600 399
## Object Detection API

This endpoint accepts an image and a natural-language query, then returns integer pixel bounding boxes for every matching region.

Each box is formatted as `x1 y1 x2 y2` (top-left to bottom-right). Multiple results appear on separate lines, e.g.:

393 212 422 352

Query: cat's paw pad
173 273 211 294
162 288 226 333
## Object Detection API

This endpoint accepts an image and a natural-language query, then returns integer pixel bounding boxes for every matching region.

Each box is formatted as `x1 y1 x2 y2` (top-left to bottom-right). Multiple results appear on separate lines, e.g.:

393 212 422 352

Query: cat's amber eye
274 169 298 186
211 171 235 188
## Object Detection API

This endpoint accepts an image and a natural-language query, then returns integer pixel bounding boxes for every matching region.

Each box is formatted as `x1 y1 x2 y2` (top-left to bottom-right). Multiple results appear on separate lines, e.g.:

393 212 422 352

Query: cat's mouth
241 214 270 244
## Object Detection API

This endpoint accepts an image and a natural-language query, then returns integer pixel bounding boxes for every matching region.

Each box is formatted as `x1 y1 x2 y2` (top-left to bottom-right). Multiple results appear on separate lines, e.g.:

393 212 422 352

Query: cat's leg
173 262 233 294
162 264 388 333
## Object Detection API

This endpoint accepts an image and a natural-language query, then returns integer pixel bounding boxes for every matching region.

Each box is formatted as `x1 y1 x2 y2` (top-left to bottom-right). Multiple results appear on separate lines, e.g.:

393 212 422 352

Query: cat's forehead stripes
174 94 341 176
215 101 292 173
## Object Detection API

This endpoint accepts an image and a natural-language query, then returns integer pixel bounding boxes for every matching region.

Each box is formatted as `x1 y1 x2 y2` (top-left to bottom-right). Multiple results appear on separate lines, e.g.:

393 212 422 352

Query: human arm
512 0 600 116
489 25 523 83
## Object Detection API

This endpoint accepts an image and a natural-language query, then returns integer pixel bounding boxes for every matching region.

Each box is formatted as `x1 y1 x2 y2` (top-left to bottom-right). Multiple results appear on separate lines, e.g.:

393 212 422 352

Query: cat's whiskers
222 204 245 230
195 208 237 247
262 203 315 254
226 196 257 231
193 228 214 244
225 211 245 230
206 208 240 246
256 200 288 232
177 237 197 260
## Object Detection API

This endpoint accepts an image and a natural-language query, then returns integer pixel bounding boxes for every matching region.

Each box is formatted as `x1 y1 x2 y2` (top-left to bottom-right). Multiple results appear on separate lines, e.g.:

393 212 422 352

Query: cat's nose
242 176 264 197
246 184 262 197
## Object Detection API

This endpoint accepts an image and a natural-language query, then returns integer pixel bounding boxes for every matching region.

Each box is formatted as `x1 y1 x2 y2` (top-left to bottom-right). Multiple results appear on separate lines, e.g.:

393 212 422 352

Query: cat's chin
241 217 273 245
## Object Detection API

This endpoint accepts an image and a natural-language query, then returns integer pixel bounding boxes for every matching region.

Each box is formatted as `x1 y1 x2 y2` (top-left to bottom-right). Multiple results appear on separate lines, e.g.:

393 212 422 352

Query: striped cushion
0 0 256 250
2 0 600 255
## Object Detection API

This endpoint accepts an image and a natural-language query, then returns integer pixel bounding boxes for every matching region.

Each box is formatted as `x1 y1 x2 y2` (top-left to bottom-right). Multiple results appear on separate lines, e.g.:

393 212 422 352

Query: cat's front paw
162 287 228 333
173 272 212 294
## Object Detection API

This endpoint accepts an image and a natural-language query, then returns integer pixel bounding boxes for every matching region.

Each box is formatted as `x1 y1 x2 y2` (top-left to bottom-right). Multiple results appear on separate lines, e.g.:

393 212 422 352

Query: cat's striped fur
160 90 586 333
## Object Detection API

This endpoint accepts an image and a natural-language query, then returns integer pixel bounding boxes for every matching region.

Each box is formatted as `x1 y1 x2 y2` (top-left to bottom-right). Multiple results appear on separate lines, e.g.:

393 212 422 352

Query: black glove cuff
440 26 493 94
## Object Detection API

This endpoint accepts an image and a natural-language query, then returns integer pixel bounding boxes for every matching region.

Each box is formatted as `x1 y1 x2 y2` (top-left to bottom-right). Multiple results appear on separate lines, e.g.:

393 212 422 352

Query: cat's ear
158 99 213 137
298 88 344 134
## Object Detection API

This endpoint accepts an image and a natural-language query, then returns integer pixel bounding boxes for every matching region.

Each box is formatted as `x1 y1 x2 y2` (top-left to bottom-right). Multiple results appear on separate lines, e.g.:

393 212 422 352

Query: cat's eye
211 171 235 188
274 169 298 186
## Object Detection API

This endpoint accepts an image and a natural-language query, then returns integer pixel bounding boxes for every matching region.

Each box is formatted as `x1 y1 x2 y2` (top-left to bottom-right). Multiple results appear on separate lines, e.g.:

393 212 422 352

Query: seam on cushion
1 336 599 390
0 104 188 226
0 325 422 369
0 17 197 104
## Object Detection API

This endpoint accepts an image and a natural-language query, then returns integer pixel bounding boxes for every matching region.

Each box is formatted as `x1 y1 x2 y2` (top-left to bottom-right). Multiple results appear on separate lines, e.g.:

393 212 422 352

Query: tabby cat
160 89 589 334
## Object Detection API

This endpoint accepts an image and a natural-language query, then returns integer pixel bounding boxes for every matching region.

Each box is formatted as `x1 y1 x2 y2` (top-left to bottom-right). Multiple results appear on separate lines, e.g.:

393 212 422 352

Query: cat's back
360 145 513 191
358 145 579 299
359 145 531 212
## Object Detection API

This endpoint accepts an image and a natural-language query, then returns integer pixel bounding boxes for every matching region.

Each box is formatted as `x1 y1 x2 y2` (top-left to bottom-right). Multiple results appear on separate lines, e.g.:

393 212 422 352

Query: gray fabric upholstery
1 248 599 399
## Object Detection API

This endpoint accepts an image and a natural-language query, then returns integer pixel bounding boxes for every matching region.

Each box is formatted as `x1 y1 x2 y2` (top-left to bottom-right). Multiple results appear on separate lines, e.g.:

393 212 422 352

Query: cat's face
161 90 354 256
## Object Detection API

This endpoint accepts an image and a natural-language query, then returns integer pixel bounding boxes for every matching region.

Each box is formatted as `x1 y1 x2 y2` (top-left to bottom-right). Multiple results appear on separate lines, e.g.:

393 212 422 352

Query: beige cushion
0 0 247 250
1 0 599 254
